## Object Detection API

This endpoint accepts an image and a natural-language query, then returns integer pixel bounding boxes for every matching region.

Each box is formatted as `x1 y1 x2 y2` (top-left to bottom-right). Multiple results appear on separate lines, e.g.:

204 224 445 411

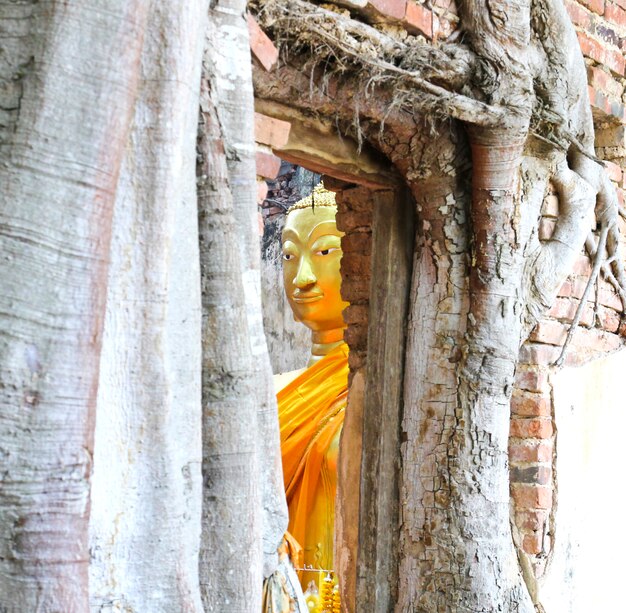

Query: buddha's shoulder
273 368 306 393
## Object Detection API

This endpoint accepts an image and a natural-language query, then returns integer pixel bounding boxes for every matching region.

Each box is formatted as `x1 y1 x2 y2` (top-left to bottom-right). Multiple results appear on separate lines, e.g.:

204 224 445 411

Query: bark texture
197 3 287 609
209 0 288 578
0 2 147 610
89 3 208 611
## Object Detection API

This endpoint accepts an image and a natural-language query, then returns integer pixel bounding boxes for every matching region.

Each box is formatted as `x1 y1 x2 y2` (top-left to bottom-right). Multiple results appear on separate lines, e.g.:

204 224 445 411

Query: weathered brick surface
579 0 605 15
511 484 553 510
510 418 554 439
510 465 552 486
509 440 553 463
511 391 552 417
336 185 375 374
254 113 291 149
255 151 282 179
248 15 279 71
522 534 546 555
366 0 407 21
514 367 549 393
404 1 433 37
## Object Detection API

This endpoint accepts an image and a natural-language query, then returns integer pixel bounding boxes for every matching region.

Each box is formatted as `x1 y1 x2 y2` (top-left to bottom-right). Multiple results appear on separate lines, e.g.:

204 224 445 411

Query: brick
557 276 593 300
336 209 373 231
341 278 370 303
597 286 622 310
404 1 433 37
548 297 594 327
566 0 593 27
594 20 621 47
433 0 457 12
344 323 368 350
572 255 593 276
511 392 552 417
605 1 626 27
510 418 554 439
341 253 372 276
257 179 268 204
588 85 626 120
247 15 278 72
258 211 264 237
587 66 623 101
529 320 567 346
605 159 623 182
510 464 552 485
523 534 544 555
509 440 553 463
255 151 282 179
342 304 369 325
597 305 621 332
367 0 407 20
518 342 560 365
572 327 623 354
341 232 372 255
578 0 605 14
515 367 549 393
254 113 291 149
348 350 367 371
577 31 625 75
263 205 283 217
433 12 457 39
516 509 549 533
511 484 553 510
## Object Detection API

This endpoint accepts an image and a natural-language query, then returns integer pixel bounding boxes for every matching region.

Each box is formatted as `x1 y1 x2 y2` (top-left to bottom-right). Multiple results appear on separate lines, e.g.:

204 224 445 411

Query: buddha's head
281 183 349 333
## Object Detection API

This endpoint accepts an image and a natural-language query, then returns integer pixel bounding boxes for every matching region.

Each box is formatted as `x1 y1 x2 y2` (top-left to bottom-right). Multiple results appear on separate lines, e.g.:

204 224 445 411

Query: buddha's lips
293 292 323 303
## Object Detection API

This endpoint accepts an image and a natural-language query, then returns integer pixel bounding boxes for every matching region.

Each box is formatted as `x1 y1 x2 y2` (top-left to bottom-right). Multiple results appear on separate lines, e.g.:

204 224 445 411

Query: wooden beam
356 187 415 612
254 98 401 189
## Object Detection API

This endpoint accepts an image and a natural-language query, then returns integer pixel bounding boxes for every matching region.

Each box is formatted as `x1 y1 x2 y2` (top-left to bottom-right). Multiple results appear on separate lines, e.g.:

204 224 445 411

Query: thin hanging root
555 224 609 367
585 222 626 325
605 223 626 305
586 228 626 307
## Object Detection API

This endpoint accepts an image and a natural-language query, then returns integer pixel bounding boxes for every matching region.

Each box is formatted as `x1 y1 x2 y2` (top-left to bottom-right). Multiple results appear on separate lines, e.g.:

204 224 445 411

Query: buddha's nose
294 257 316 288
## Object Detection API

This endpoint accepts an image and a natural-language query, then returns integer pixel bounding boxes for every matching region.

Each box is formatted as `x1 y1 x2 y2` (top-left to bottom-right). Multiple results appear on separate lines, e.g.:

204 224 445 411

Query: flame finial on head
288 182 336 212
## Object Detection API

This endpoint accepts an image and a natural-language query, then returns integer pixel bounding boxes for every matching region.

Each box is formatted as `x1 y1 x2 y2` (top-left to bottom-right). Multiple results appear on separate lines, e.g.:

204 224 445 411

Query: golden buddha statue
272 183 349 612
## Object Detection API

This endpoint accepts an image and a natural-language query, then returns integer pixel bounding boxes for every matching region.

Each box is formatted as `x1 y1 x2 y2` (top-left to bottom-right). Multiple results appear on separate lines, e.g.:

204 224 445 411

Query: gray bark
197 4 288 606
89 2 208 611
207 0 288 579
0 1 148 610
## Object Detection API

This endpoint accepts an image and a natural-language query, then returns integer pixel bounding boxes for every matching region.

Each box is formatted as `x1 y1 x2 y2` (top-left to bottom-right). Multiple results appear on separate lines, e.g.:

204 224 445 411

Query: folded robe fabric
277 343 349 575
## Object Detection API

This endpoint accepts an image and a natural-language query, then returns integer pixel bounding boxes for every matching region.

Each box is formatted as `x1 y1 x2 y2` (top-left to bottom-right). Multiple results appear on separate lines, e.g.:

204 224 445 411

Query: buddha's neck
308 328 346 367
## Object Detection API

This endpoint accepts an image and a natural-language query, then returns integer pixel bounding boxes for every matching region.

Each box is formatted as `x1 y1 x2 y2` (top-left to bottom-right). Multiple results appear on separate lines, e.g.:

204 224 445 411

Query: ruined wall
251 1 626 606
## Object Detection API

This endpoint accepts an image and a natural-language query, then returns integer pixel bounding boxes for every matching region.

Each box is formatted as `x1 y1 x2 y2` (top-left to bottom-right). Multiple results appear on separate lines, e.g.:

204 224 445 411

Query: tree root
554 225 608 367
554 171 626 366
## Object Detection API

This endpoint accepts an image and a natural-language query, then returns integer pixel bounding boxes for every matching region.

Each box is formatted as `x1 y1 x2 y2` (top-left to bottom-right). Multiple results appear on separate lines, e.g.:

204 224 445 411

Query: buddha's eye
316 247 338 256
283 253 294 261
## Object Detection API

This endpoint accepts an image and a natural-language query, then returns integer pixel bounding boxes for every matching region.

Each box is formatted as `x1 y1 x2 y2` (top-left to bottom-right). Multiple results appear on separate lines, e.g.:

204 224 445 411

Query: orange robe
277 344 349 588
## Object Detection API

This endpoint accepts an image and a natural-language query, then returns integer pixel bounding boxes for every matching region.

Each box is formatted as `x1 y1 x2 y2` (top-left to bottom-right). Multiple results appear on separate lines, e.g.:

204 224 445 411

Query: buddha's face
281 206 348 332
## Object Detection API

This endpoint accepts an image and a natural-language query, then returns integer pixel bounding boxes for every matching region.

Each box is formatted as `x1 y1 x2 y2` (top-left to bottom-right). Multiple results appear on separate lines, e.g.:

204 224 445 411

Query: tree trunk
197 5 287 606
89 3 208 611
208 0 288 577
0 2 147 610
398 134 536 611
